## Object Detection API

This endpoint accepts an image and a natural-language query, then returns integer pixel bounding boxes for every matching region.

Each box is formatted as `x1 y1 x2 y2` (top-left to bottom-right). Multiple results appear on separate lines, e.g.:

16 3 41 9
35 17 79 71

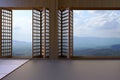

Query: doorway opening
13 10 32 58
73 10 120 58
0 8 50 58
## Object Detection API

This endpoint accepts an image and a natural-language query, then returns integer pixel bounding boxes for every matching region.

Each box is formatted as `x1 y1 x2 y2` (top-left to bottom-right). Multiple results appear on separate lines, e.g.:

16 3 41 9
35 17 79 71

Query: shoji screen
32 9 41 58
58 8 73 58
0 8 12 58
32 8 49 58
41 9 50 58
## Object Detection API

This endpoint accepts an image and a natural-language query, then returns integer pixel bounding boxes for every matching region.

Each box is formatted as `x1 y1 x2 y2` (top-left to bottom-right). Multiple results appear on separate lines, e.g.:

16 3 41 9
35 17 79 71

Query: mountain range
12 37 120 56
13 40 32 56
74 37 120 49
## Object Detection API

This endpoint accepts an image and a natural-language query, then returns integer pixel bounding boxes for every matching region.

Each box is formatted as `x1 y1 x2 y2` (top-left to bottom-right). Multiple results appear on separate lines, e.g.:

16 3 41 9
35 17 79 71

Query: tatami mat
0 59 29 79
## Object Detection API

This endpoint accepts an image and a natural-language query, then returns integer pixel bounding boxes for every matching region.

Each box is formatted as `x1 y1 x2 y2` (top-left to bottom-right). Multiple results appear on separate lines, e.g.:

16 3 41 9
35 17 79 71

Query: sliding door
32 8 49 58
0 8 12 58
32 9 41 58
58 8 73 58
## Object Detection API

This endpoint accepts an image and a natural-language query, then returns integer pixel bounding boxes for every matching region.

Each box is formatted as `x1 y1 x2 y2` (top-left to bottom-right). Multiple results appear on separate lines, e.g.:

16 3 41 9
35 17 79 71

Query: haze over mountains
13 40 32 56
12 37 120 56
74 37 120 49
74 37 120 56
12 10 120 57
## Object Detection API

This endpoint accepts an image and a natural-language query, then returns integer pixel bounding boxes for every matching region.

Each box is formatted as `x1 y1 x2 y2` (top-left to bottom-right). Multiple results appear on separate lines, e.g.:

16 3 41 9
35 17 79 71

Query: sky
13 10 32 42
74 10 120 38
13 10 120 42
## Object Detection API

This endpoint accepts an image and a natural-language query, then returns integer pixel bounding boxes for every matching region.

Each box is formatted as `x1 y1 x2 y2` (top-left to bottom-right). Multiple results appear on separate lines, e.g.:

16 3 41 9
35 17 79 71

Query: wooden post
60 10 63 56
49 0 59 59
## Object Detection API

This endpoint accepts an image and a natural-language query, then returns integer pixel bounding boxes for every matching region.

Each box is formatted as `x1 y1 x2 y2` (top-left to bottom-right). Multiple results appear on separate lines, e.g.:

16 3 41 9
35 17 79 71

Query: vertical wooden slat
68 8 70 58
43 8 46 58
32 10 34 57
60 10 63 56
71 10 73 57
41 9 44 58
40 10 42 56
11 10 13 57
69 9 73 58
0 9 1 57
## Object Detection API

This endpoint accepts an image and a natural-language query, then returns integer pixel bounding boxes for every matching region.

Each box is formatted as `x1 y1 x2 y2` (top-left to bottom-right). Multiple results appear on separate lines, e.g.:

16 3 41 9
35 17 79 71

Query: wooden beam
59 0 120 10
1 0 120 9
0 0 50 9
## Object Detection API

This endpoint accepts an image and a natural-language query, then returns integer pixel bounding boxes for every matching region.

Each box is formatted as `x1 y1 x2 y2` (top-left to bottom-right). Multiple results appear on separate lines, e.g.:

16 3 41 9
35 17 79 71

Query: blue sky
13 10 32 42
13 10 120 42
74 10 120 38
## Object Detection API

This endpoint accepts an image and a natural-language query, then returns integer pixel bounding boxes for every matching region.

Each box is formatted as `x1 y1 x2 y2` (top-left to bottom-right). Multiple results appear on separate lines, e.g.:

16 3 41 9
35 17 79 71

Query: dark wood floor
2 59 120 80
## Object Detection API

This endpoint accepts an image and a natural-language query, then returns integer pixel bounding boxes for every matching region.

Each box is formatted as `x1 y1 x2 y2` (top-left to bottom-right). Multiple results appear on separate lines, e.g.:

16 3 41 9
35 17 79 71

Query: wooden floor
2 59 120 80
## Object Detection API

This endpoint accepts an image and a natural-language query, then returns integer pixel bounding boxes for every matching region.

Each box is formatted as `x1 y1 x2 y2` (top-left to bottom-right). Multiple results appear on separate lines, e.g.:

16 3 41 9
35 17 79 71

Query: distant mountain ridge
13 40 32 56
74 37 120 50
111 44 120 50
13 40 31 44
12 37 120 56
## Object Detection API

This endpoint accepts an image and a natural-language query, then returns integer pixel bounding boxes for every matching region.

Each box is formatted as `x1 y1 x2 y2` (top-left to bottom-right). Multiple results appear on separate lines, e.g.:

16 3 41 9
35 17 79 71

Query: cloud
74 10 120 38
13 26 21 30
97 20 120 30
